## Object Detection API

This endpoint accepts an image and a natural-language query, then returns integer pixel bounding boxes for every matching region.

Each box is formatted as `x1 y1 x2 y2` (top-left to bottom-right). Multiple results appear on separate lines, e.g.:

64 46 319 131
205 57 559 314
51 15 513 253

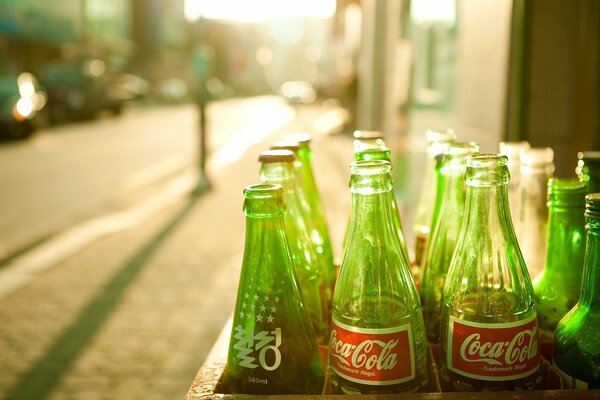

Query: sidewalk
0 103 354 400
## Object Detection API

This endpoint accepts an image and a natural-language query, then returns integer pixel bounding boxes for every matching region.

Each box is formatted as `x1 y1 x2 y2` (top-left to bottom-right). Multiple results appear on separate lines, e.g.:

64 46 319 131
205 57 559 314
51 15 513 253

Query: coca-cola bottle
413 129 456 267
330 160 428 394
225 183 324 394
420 141 479 343
259 149 329 344
553 193 600 388
440 154 541 391
534 178 587 341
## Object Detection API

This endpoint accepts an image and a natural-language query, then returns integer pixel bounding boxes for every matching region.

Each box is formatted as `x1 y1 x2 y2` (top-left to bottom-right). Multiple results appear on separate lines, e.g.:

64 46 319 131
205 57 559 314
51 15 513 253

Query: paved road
0 97 292 262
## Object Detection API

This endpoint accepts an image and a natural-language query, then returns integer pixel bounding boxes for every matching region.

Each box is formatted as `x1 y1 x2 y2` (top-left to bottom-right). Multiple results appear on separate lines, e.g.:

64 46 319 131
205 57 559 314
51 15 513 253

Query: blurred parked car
40 58 149 124
0 72 47 140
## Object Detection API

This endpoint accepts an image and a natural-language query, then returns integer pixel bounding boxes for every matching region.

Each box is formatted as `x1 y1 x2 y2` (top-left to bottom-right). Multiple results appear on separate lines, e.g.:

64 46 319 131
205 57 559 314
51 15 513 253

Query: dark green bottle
258 150 329 344
534 178 587 342
577 151 600 194
420 141 479 343
226 183 324 394
553 193 600 389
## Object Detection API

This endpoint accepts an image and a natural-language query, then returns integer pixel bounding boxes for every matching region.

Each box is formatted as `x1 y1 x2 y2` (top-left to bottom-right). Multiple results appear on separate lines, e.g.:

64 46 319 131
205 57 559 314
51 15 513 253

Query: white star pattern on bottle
267 315 274 323
256 314 263 322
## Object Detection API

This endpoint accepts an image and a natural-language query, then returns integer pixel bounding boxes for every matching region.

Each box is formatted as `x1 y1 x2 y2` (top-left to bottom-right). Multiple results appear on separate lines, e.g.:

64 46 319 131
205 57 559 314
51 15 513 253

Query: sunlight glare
185 0 336 22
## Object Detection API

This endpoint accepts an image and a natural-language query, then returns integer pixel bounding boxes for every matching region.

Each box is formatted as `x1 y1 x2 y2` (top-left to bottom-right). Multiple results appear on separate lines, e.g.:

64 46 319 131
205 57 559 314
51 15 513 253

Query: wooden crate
185 318 600 399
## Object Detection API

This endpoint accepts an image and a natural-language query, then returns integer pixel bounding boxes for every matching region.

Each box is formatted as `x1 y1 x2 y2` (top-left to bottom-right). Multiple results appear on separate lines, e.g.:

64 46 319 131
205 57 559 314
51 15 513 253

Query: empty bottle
420 141 479 343
258 150 329 344
518 147 555 280
226 183 324 394
330 160 428 394
440 154 540 391
553 193 600 389
534 178 587 342
413 129 456 267
271 137 335 310
499 140 531 235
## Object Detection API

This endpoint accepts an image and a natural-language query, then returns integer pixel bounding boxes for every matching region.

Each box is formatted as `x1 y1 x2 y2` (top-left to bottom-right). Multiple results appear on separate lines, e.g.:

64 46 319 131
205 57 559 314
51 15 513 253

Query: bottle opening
243 183 283 199
353 130 384 140
350 160 392 175
521 147 554 166
258 149 295 163
285 132 311 145
467 154 508 168
585 193 600 219
548 178 587 207
271 140 300 153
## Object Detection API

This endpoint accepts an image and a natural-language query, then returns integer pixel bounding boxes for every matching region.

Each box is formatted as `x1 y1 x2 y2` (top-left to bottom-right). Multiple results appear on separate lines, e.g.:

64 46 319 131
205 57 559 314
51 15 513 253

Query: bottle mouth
258 149 295 163
585 193 600 219
243 183 283 199
467 153 508 168
270 140 300 153
353 130 384 140
285 132 311 146
350 160 392 175
520 147 554 166
465 154 510 186
548 178 587 207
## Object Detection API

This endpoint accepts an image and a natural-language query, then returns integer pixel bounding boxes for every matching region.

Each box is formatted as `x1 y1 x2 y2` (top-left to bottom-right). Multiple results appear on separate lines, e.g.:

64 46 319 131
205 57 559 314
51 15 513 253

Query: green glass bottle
440 154 540 391
420 141 479 343
272 134 335 307
226 183 324 394
413 129 456 267
534 178 587 343
576 151 600 194
553 193 600 389
330 160 428 394
354 145 410 267
258 150 329 344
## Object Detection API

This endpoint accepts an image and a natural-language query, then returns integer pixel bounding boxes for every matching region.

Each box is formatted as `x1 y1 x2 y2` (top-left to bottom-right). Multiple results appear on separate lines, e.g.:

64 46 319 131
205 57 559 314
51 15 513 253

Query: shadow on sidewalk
4 189 207 400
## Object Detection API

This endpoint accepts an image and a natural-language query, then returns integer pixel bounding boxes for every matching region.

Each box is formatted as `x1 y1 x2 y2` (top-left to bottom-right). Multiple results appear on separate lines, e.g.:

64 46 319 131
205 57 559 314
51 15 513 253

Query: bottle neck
580 226 600 308
348 173 397 242
463 182 516 242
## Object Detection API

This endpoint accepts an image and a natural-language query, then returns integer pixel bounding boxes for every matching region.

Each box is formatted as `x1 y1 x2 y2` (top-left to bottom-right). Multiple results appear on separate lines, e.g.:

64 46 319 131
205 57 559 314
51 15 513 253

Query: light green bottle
226 183 324 394
413 129 456 267
258 149 329 344
420 141 479 343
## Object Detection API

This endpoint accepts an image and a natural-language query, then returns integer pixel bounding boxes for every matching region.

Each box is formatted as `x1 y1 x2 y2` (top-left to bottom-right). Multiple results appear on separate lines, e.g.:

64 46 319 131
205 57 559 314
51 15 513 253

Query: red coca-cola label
447 313 540 381
329 318 414 385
